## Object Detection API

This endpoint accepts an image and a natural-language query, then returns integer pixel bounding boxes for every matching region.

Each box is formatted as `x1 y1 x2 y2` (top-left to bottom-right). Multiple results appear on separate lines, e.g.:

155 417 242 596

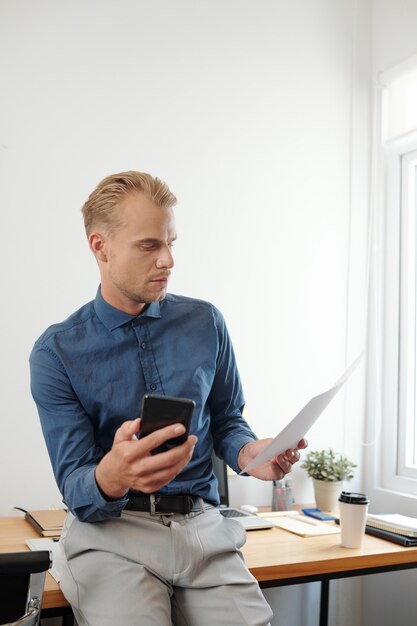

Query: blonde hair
81 171 177 236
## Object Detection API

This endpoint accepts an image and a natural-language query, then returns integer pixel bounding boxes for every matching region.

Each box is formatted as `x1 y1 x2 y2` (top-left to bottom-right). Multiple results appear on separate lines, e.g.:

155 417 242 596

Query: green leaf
300 448 357 482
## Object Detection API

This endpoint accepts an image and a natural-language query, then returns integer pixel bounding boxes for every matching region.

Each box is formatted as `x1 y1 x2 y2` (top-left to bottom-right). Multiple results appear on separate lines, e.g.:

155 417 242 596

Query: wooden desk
243 522 417 584
2 517 417 626
243 523 417 625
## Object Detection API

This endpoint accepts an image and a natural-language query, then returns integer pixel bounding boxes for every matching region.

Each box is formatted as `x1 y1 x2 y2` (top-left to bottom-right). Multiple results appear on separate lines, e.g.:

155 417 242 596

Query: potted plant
301 448 357 512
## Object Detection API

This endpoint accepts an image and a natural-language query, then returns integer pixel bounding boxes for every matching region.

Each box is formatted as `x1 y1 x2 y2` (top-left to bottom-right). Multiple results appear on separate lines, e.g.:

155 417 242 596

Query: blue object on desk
302 508 337 521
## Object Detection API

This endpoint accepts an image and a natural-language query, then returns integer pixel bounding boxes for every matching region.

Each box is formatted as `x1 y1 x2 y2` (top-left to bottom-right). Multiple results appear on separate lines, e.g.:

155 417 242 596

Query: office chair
0 551 51 626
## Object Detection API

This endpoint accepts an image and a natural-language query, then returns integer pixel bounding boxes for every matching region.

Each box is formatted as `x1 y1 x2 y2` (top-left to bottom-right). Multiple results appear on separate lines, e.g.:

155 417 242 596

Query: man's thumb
114 418 140 444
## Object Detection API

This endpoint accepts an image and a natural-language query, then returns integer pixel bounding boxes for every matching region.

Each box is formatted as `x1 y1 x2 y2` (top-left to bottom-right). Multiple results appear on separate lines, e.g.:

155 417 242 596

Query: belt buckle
150 494 173 516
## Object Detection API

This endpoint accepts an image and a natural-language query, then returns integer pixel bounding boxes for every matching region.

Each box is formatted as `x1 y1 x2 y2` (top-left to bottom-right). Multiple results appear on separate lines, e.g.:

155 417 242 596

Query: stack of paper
366 514 417 538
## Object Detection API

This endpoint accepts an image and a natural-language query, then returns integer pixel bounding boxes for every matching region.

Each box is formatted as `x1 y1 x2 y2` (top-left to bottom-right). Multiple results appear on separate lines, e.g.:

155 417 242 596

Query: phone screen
139 394 195 454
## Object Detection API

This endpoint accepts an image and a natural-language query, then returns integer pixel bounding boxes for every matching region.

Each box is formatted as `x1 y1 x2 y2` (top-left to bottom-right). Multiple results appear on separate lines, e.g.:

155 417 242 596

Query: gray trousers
59 505 273 626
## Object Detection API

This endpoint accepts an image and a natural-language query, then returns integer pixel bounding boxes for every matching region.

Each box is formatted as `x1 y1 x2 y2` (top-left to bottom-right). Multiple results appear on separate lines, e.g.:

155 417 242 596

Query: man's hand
237 438 308 482
95 418 198 499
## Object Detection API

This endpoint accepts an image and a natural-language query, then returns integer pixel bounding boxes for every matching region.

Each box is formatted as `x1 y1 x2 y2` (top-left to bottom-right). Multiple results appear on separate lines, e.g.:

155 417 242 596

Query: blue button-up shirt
30 289 257 522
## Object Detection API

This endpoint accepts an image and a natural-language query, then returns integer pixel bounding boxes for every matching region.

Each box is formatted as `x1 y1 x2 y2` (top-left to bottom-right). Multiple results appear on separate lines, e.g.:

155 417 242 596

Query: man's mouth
150 275 169 284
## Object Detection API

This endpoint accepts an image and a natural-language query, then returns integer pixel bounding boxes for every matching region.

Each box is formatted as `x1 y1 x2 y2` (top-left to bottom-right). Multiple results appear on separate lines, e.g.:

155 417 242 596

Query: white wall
0 1 371 625
373 0 417 73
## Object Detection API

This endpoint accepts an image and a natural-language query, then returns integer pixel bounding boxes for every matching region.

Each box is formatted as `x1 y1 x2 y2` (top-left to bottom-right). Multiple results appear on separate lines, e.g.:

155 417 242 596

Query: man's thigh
172 581 272 626
171 508 273 626
62 548 172 626
60 513 175 626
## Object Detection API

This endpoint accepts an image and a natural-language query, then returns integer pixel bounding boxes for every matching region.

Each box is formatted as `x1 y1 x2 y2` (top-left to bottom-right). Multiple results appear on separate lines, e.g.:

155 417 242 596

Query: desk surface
2 516 417 609
243 522 417 583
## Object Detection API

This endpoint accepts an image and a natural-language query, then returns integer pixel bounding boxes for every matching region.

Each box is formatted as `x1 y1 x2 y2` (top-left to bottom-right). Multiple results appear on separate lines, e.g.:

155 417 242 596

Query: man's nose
156 244 174 269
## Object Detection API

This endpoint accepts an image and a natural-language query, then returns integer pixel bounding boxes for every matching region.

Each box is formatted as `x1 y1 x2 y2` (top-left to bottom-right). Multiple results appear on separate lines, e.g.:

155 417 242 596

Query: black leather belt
125 492 203 515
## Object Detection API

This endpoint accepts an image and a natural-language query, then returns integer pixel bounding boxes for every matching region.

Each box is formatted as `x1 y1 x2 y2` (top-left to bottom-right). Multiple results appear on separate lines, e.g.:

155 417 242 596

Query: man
30 171 306 626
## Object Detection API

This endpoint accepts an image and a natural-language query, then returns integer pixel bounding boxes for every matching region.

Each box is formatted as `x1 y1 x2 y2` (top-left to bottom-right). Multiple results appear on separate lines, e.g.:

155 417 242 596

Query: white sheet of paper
264 516 341 536
25 537 65 582
240 353 363 474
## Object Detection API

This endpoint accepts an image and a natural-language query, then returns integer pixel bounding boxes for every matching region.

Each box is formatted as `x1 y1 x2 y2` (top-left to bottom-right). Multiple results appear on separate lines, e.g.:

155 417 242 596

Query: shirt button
141 342 146 349
150 383 157 391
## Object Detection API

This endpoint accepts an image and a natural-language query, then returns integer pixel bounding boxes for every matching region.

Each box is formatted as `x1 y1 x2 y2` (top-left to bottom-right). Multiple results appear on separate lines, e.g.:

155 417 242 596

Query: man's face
93 192 177 314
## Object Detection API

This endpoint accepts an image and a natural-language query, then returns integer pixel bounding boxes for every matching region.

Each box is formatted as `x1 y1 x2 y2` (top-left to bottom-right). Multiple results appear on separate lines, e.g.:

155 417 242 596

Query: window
379 59 417 496
398 148 417 478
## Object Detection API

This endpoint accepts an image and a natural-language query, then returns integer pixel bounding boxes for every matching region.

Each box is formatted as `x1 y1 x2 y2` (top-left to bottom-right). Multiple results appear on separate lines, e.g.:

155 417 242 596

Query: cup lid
338 491 369 505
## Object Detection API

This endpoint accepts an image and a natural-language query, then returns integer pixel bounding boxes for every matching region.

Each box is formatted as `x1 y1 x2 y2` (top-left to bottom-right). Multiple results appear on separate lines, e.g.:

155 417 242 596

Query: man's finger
137 422 187 455
113 418 140 444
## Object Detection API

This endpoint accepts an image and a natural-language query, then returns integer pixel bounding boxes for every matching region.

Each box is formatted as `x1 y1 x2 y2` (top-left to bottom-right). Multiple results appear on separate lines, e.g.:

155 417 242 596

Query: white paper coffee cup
338 491 369 548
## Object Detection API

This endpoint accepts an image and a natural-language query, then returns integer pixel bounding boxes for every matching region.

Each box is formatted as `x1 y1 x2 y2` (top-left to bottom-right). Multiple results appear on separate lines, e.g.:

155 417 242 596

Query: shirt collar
94 287 162 331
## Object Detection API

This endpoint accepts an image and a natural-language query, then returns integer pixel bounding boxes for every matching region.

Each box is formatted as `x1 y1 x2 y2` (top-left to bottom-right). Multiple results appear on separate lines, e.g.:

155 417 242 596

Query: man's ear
89 232 108 262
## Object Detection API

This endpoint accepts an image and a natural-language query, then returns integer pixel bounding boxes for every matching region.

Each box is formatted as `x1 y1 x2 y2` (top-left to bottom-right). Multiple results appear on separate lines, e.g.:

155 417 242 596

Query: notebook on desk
212 454 273 530
15 507 66 539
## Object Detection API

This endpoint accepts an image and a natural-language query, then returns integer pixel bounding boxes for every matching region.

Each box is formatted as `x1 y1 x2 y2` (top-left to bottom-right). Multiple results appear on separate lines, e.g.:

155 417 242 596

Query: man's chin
155 290 167 301
142 289 167 303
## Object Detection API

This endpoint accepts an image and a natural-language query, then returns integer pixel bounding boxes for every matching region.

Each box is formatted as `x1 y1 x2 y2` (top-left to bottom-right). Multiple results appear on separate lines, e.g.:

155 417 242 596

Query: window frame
397 147 417 478
381 130 417 494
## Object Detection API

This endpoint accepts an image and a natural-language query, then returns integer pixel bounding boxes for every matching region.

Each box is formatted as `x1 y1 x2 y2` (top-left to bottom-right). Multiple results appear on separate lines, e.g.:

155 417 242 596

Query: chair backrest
0 551 51 626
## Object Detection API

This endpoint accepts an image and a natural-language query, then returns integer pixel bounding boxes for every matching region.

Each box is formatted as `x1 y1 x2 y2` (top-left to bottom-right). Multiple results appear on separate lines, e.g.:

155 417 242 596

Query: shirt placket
133 321 164 395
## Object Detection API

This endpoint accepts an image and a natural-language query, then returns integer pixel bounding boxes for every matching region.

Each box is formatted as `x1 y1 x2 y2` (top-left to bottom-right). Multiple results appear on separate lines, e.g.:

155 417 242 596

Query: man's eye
140 243 158 251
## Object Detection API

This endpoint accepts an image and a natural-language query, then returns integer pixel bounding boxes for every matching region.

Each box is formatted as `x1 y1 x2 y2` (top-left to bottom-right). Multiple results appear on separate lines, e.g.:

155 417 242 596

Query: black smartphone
139 394 195 455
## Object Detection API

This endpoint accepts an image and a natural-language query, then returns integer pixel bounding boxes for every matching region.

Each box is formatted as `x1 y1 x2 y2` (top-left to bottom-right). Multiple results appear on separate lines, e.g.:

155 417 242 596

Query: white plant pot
313 479 343 513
